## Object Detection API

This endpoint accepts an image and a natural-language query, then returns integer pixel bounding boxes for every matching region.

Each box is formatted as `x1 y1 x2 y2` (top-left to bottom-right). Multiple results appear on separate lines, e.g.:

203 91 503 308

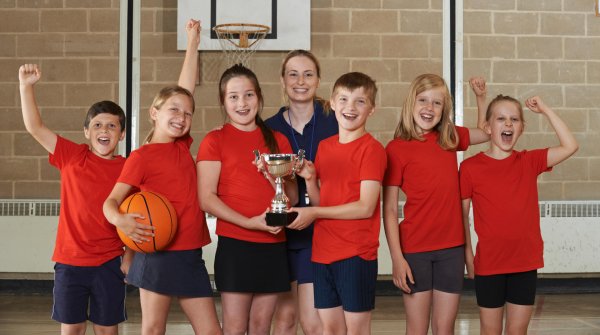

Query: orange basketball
118 191 178 253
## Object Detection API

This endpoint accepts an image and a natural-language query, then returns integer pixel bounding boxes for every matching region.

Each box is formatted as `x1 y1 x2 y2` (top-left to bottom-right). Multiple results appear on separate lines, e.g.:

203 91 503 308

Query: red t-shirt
197 123 293 243
118 135 211 250
49 136 125 266
459 149 551 275
384 126 470 253
312 134 387 264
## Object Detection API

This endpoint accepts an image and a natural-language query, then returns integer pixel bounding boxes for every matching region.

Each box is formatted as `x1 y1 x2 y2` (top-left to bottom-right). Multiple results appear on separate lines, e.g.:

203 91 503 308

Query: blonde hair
144 85 195 143
486 94 524 122
394 73 459 150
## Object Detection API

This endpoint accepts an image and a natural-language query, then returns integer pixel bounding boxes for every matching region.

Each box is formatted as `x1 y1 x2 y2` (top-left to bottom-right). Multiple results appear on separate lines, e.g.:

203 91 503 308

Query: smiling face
149 93 194 143
223 76 260 131
486 100 524 154
330 86 375 136
281 55 320 104
84 113 124 159
412 86 445 134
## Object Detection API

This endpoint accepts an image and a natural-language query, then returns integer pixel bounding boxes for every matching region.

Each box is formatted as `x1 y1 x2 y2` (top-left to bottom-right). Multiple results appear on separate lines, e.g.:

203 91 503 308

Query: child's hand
296 160 316 182
120 248 135 281
392 257 415 294
525 96 548 114
19 64 41 86
252 157 273 181
287 207 316 230
248 209 282 235
114 213 155 244
185 19 201 47
468 77 487 97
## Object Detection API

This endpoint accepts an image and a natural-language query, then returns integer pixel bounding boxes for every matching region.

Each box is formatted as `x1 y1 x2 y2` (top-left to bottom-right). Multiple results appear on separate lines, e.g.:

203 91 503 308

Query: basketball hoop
213 23 270 67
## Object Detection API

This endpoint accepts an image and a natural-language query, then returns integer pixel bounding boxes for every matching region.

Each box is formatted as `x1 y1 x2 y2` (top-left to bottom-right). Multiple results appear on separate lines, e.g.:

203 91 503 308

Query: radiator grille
0 200 60 216
1 200 599 218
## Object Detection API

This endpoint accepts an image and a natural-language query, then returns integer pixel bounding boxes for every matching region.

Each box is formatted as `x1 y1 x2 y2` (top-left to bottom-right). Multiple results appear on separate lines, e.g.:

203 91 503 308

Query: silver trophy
254 149 305 226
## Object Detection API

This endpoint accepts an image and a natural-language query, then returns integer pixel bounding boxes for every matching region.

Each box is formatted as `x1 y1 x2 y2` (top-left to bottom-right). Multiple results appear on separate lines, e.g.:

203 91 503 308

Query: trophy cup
254 149 305 226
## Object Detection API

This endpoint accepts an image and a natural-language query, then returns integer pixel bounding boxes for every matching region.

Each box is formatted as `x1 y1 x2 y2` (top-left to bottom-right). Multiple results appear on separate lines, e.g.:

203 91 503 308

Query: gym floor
1 292 599 334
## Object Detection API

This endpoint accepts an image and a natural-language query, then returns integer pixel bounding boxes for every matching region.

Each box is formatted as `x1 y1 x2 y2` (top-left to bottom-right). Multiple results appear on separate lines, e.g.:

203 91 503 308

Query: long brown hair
280 49 327 113
144 85 195 144
394 73 458 150
219 64 279 153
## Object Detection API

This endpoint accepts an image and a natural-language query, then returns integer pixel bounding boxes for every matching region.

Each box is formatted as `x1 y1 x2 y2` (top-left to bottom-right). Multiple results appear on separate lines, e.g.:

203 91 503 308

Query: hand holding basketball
118 191 178 253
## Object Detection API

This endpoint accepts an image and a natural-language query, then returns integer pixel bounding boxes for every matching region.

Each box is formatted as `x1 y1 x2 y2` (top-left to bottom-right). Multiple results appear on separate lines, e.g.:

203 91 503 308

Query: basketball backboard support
177 0 311 51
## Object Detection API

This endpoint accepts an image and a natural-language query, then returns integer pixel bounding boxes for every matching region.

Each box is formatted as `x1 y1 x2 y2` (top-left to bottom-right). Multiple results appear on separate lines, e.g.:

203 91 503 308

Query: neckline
287 106 317 160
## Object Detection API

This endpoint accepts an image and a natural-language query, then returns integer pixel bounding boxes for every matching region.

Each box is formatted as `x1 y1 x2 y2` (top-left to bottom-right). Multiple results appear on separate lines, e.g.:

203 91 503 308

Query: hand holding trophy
254 149 305 226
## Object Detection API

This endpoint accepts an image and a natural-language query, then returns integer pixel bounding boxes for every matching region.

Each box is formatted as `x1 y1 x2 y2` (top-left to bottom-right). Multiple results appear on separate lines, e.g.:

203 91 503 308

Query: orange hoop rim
212 23 270 35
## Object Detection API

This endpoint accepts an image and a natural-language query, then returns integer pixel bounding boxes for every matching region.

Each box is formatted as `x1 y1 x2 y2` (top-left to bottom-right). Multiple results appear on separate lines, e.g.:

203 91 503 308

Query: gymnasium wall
1 0 599 202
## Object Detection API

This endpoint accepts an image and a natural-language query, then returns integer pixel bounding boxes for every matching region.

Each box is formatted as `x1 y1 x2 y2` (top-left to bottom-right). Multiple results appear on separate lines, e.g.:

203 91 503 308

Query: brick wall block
465 0 515 10
517 0 561 11
89 59 119 82
540 61 585 83
352 10 398 33
65 33 119 56
0 158 38 179
565 85 600 108
41 59 87 82
399 60 442 82
41 10 88 32
382 35 429 58
544 158 588 181
494 12 538 35
400 11 441 34
492 61 538 83
17 34 64 57
590 158 600 180
14 181 60 198
565 37 600 60
0 35 16 57
90 9 119 32
332 35 379 57
541 13 585 36
312 9 350 33
516 85 563 108
383 0 429 9
564 182 600 199
469 35 515 59
64 83 114 106
333 0 379 9
351 59 399 82
464 11 492 34
14 133 47 156
0 10 39 32
517 37 562 59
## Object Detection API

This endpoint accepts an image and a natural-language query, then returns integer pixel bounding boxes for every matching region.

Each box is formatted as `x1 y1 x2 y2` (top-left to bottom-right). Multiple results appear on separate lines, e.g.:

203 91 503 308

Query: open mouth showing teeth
98 137 110 145
420 114 434 121
501 131 513 142
342 113 358 120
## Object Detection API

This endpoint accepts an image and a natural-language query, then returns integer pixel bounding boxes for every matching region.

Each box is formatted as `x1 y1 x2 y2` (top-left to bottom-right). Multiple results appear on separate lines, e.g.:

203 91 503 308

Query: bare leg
479 306 504 335
431 290 460 335
248 293 279 335
297 283 323 335
344 310 371 335
61 322 86 335
220 292 252 335
92 324 118 335
318 306 347 335
504 303 533 335
403 290 432 335
179 296 222 335
139 288 172 335
272 281 299 335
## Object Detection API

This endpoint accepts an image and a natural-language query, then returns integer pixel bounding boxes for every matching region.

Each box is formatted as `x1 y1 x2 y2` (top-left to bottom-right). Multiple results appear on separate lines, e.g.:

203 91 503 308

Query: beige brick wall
0 1 598 200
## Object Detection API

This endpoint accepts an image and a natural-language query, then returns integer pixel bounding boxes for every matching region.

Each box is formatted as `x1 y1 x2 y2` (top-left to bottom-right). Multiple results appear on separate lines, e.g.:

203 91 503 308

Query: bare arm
18 64 57 154
525 96 578 168
288 180 381 229
467 77 490 145
462 198 475 279
178 19 201 93
197 160 281 234
383 186 414 293
103 182 154 244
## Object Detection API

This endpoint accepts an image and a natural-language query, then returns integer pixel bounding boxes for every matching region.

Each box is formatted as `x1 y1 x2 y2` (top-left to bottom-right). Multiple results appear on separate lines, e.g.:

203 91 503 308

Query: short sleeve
456 126 471 151
459 164 473 199
49 136 87 169
197 130 222 162
117 150 145 188
360 142 387 182
383 140 404 187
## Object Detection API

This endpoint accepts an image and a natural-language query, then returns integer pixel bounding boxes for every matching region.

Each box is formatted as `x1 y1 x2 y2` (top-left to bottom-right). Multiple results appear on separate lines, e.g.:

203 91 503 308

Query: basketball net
213 23 270 67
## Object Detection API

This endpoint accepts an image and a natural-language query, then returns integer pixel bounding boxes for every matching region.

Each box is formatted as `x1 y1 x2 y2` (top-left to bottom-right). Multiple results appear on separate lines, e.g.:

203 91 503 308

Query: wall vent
0 200 61 217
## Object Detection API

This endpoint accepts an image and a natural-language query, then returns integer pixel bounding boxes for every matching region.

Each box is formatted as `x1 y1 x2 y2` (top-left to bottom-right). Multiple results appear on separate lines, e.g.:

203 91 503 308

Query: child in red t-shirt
382 74 489 334
460 93 578 335
19 64 128 335
288 72 387 335
103 20 221 335
196 64 298 335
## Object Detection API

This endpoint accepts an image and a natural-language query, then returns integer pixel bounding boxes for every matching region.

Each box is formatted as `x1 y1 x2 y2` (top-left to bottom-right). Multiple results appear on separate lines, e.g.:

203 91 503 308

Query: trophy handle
292 149 306 178
253 149 261 164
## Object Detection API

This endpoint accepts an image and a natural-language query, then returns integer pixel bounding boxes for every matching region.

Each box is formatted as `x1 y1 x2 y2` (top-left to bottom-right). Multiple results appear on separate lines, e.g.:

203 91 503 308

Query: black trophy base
266 211 298 227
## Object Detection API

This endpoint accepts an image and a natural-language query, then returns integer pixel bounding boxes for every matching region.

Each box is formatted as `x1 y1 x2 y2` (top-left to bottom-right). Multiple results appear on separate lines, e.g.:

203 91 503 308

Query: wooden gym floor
1 292 599 334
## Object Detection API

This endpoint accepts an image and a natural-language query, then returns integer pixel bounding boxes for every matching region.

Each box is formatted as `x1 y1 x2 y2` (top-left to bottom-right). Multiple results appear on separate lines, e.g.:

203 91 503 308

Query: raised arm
467 76 490 145
525 96 578 168
18 64 57 154
178 19 201 93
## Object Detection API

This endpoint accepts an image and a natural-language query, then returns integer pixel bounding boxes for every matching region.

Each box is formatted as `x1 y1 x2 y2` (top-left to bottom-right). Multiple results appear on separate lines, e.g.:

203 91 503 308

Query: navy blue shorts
403 245 465 294
52 256 126 326
288 247 314 284
313 256 377 312
126 248 213 297
475 270 537 308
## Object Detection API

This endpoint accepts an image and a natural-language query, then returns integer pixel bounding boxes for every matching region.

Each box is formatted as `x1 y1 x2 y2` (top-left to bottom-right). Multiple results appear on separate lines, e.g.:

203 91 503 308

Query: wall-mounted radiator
0 200 598 277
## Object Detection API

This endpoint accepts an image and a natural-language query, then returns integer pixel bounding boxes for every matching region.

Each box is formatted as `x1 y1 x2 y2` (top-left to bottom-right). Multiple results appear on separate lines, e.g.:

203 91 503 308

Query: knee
142 324 167 335
299 318 322 335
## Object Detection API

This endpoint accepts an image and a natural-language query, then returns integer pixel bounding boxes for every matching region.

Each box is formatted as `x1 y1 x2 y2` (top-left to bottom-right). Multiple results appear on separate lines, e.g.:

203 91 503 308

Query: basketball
117 191 178 253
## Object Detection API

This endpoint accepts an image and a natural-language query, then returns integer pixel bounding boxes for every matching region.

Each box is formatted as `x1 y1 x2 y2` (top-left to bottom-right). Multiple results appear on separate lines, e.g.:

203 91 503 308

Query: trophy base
266 211 298 227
